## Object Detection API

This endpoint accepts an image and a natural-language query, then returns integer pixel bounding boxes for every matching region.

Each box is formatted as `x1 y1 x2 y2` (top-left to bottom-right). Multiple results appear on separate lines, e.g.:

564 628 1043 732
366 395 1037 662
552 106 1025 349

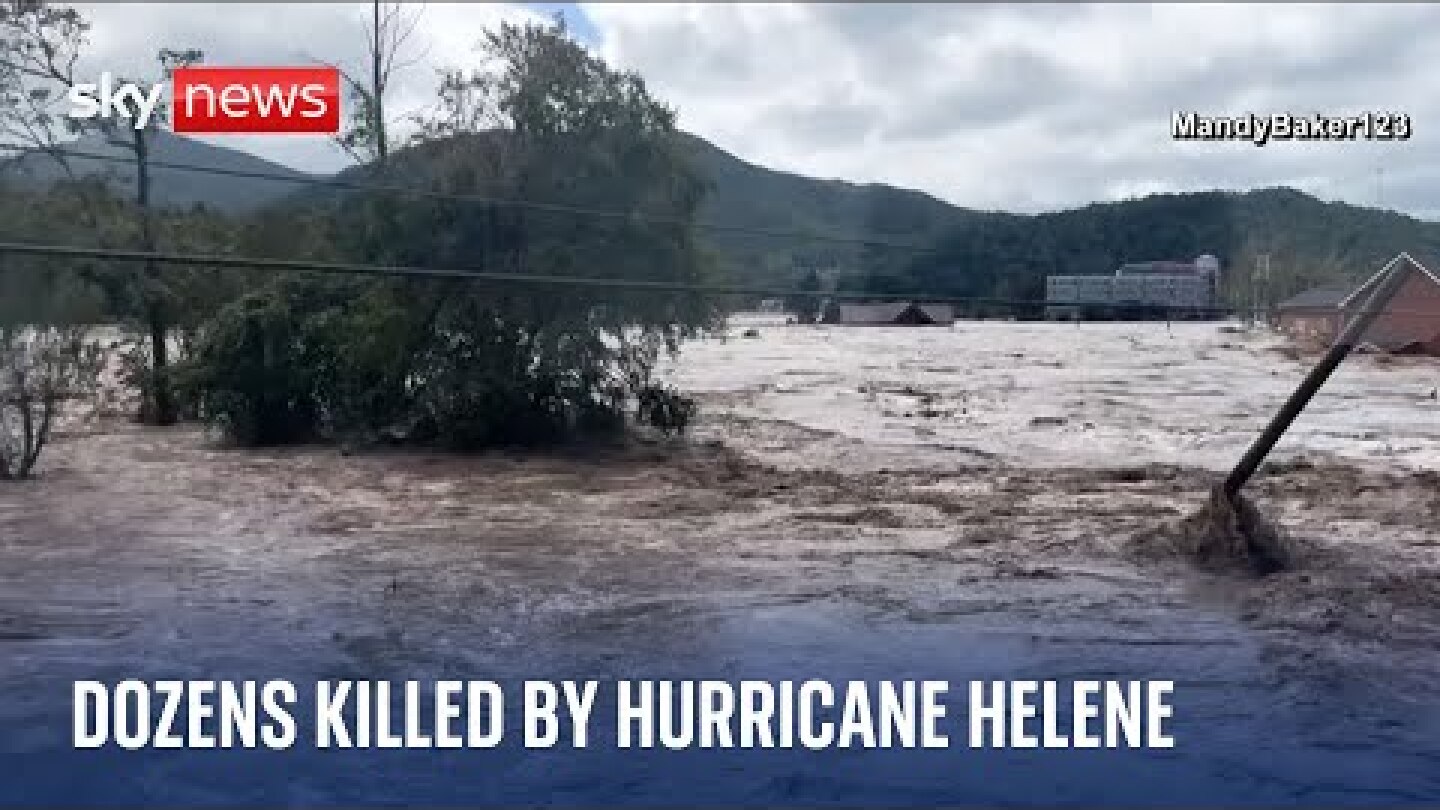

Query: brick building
1275 261 1440 353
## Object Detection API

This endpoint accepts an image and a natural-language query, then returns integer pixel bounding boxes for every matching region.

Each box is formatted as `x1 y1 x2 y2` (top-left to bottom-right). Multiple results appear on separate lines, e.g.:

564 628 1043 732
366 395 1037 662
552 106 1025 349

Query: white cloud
43 3 1440 218
583 2 1438 217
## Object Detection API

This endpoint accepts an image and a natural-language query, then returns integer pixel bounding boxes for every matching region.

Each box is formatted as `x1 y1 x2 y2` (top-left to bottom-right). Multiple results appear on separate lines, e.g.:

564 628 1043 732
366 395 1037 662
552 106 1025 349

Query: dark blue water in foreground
4 599 1438 807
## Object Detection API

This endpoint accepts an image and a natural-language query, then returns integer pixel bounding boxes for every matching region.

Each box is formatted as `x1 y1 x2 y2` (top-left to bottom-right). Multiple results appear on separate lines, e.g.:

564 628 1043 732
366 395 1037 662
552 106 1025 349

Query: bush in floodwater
636 383 697 436
183 288 329 447
185 278 706 450
0 326 104 480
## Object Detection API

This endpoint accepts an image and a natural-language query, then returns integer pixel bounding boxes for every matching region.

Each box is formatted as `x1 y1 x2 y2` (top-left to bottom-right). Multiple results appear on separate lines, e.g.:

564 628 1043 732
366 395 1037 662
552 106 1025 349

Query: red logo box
171 66 340 134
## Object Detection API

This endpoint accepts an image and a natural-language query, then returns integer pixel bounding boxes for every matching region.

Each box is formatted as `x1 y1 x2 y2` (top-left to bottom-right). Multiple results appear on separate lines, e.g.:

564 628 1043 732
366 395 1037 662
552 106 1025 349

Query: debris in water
1166 486 1292 575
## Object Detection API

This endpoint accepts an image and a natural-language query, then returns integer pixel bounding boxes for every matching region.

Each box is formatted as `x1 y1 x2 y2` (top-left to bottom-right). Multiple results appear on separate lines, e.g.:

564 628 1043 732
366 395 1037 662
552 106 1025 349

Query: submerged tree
96 46 204 425
0 325 103 479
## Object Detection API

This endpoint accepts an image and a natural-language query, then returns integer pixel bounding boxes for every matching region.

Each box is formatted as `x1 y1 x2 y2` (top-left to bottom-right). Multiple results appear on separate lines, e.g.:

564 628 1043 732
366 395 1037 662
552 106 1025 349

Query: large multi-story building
1046 255 1220 319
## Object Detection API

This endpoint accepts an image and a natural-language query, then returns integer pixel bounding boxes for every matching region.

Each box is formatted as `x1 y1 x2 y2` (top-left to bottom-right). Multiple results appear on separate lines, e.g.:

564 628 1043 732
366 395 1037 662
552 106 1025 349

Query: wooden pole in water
1221 253 1417 499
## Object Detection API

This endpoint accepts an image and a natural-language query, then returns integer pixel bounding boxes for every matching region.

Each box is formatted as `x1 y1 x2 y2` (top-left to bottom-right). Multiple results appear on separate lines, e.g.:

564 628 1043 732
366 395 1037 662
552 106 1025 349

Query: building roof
1276 286 1352 310
838 303 909 323
1338 253 1440 309
1276 254 1440 311
1276 255 1440 353
836 302 954 325
915 303 955 322
1119 260 1199 275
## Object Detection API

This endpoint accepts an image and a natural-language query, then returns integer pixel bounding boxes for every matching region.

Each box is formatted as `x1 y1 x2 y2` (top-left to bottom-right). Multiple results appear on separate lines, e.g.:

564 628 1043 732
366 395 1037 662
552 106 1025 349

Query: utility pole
1259 253 1271 326
372 0 387 165
1223 254 1415 500
1248 257 1259 327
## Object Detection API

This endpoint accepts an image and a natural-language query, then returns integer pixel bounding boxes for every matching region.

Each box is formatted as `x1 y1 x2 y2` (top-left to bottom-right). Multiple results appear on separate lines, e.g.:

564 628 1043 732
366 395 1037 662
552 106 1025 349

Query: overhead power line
0 239 1259 316
0 144 943 253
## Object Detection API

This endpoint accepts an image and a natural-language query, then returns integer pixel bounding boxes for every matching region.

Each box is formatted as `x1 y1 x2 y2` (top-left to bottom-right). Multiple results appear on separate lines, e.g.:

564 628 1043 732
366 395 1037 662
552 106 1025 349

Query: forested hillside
662 136 1440 304
291 131 970 289
665 137 1440 304
8 126 1440 311
0 129 311 214
677 134 981 288
875 188 1440 309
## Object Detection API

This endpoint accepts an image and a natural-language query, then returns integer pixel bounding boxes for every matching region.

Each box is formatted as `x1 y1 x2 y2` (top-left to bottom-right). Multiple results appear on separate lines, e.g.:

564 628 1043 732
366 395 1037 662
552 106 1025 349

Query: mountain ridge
5 130 1438 302
0 129 315 214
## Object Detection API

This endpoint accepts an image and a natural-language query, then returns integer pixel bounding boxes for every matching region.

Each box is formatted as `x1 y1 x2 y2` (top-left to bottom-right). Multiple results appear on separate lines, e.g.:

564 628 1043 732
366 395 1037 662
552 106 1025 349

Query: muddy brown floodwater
1 320 1439 805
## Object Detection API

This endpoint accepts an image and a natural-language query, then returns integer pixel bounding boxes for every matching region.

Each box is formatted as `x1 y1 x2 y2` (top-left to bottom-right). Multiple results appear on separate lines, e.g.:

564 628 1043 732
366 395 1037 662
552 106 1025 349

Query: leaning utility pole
1222 253 1416 499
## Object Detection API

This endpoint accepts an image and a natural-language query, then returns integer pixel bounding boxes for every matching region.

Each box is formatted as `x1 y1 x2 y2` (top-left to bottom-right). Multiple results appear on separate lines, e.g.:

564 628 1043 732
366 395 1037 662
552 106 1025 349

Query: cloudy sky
66 2 1436 217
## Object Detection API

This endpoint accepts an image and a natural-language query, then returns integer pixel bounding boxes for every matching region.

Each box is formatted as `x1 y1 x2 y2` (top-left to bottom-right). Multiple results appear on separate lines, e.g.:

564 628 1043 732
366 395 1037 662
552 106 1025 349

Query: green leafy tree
193 18 718 448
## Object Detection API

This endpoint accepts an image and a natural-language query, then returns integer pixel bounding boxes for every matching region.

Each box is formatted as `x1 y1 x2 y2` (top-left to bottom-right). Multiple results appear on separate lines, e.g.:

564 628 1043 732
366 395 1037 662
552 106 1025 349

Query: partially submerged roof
914 303 955 323
1276 286 1351 310
836 302 954 325
838 303 910 324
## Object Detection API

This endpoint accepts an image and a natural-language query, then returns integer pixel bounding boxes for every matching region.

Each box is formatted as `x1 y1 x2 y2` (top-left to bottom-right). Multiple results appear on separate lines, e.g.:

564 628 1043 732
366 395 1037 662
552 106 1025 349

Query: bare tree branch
331 1 427 166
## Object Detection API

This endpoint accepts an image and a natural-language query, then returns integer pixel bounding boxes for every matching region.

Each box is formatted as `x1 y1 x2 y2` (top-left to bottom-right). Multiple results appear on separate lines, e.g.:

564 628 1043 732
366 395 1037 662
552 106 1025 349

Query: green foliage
183 284 327 446
0 176 250 423
635 382 696 436
187 19 716 450
677 131 1440 306
0 260 106 326
680 134 961 288
881 188 1440 312
0 181 123 325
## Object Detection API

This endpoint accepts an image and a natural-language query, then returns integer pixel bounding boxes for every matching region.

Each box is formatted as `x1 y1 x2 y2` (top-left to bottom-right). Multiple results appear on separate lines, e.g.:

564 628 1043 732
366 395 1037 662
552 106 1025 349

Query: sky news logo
67 67 340 135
